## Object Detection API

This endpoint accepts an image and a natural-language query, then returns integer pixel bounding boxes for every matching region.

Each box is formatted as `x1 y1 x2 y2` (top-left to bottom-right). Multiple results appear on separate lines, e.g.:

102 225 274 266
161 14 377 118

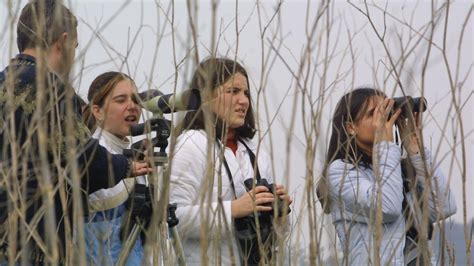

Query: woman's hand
275 184 293 207
374 98 401 144
130 161 152 176
130 141 154 176
397 112 422 154
231 186 274 219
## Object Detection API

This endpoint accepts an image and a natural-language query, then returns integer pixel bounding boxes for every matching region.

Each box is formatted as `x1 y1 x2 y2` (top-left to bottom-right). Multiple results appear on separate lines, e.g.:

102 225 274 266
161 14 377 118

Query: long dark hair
181 57 256 139
318 88 386 213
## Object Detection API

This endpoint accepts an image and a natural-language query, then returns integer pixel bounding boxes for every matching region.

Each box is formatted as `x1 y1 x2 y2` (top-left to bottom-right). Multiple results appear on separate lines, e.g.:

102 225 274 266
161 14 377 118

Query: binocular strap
219 139 262 199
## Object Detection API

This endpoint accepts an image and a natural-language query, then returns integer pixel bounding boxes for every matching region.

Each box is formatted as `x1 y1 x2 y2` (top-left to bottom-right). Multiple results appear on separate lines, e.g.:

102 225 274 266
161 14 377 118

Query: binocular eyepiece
392 96 427 114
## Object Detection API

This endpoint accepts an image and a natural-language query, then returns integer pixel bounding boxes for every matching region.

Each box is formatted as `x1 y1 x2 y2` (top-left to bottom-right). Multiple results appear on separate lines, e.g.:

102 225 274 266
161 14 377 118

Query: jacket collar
14 53 37 64
92 127 130 154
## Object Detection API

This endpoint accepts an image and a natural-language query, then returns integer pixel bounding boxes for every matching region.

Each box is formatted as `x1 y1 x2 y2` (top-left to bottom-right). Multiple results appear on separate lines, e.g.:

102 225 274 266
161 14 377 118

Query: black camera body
127 184 153 219
234 178 291 264
120 184 153 242
243 178 291 218
392 96 427 117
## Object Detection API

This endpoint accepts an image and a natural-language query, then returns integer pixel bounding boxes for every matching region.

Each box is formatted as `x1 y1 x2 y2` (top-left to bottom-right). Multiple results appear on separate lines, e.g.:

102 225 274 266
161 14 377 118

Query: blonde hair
82 71 135 131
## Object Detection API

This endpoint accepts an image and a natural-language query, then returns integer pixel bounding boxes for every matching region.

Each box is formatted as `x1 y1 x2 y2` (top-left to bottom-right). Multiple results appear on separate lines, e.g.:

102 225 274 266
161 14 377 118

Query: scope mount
124 117 171 165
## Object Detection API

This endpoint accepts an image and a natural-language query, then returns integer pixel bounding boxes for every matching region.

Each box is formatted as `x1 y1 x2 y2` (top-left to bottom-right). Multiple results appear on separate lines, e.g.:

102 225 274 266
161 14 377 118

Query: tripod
117 118 185 266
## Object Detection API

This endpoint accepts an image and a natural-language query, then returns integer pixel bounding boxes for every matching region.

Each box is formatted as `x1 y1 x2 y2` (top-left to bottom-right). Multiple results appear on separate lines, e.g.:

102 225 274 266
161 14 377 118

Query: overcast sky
1 0 472 263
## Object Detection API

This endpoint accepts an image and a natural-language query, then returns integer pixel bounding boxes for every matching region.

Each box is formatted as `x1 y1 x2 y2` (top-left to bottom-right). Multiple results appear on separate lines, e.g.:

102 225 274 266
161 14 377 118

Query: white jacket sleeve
169 131 233 239
254 144 292 234
409 148 457 222
328 141 404 223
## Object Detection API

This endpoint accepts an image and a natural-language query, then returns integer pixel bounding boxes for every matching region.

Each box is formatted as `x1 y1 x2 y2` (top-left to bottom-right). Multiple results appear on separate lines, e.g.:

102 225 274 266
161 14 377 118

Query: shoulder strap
222 155 237 199
401 158 434 241
239 139 261 181
219 139 263 199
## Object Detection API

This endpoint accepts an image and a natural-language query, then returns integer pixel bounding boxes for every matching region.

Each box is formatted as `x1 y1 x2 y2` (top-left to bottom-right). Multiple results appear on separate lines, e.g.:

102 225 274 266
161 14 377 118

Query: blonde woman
83 72 146 265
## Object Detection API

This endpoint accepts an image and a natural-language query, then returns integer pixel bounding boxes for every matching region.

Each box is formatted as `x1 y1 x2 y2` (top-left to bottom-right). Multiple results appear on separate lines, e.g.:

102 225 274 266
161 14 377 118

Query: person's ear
91 104 104 122
58 32 77 51
345 122 355 136
53 32 67 52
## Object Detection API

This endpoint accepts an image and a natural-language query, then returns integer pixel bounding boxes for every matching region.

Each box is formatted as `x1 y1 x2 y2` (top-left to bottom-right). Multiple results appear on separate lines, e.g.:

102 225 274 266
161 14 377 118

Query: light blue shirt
328 141 456 265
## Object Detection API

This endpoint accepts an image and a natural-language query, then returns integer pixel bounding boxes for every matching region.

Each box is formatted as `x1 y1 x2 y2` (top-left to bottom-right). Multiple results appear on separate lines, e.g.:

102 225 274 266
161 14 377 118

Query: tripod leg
170 226 186 266
158 222 171 265
160 221 185 265
117 224 141 266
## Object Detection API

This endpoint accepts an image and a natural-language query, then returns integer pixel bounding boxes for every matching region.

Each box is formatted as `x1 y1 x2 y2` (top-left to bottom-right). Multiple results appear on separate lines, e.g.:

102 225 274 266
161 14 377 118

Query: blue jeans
84 205 144 266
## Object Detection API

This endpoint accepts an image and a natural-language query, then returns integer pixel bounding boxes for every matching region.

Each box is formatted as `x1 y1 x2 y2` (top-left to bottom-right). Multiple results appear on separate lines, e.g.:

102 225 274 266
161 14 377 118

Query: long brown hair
181 57 256 139
317 88 386 213
82 71 135 131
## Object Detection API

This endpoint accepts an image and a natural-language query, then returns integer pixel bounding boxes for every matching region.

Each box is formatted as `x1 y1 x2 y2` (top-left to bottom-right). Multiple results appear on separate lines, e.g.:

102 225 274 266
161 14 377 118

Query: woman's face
348 96 384 154
210 72 250 129
93 79 141 137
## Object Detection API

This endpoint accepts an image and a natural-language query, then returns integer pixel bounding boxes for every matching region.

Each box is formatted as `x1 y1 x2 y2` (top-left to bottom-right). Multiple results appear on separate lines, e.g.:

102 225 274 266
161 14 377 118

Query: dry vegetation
0 0 472 265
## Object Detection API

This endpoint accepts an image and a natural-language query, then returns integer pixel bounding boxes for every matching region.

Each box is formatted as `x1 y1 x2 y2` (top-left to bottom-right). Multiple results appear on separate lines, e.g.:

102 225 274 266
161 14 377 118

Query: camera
120 184 153 241
392 96 427 117
243 178 291 217
233 178 291 264
127 184 152 219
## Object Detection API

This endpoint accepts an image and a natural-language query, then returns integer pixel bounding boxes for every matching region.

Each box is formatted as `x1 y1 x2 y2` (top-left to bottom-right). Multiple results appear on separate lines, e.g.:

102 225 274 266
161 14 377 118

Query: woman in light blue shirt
317 88 456 265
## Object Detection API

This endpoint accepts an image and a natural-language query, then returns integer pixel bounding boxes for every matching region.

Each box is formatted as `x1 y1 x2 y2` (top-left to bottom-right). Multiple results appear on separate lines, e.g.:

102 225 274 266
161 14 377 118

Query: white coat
169 129 276 265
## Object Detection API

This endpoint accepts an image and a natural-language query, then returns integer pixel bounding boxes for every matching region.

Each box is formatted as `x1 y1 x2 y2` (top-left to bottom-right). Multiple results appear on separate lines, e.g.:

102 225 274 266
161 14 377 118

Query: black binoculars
234 178 291 265
243 178 291 217
392 96 427 114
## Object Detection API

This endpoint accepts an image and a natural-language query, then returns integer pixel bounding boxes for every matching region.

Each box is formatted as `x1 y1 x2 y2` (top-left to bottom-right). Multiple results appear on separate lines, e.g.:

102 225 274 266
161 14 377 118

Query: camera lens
412 97 427 113
257 179 270 189
392 96 428 116
393 96 413 113
243 178 255 191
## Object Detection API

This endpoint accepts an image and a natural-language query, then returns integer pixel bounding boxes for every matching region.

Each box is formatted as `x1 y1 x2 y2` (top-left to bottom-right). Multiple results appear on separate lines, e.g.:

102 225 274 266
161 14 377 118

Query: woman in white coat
170 57 292 265
83 72 149 265
317 88 456 265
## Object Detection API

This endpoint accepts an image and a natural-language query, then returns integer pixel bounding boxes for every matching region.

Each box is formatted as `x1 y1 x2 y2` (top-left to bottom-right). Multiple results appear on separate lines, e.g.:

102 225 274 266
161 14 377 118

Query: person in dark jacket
0 1 150 264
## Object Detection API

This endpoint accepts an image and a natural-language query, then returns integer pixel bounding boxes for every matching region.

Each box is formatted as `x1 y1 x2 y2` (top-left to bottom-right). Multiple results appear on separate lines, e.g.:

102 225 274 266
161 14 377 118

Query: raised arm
410 149 457 222
397 112 457 222
78 138 150 194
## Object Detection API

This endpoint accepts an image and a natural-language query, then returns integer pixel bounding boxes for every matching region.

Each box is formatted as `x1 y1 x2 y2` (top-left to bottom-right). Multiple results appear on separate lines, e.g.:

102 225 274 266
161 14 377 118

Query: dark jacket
0 54 131 263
